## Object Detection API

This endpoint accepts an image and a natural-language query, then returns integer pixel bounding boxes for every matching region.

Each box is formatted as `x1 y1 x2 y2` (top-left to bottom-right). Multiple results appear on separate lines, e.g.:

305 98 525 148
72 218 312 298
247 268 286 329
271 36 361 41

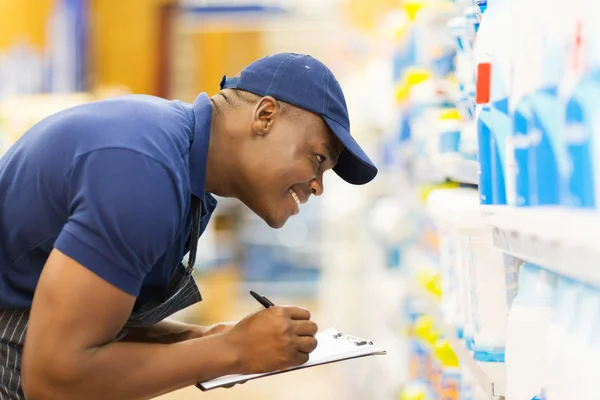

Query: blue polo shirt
0 93 217 310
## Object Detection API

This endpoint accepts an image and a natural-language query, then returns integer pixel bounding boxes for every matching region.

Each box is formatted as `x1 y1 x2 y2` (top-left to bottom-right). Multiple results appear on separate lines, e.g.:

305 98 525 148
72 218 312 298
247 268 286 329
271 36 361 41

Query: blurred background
3 1 600 400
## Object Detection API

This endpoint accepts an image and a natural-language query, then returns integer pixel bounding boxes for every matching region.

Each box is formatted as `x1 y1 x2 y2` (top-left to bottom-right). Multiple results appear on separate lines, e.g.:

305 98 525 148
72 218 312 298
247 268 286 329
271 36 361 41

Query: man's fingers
282 306 311 320
293 320 318 336
294 336 318 354
290 351 310 367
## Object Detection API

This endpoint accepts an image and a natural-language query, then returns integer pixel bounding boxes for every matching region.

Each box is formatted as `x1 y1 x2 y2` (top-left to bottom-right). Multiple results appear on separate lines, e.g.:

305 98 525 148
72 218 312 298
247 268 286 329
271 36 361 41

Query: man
0 53 377 399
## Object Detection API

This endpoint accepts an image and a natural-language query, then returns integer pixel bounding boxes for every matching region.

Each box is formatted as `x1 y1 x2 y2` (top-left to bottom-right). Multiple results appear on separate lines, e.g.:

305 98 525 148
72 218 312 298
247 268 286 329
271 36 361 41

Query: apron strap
163 196 202 297
186 196 202 273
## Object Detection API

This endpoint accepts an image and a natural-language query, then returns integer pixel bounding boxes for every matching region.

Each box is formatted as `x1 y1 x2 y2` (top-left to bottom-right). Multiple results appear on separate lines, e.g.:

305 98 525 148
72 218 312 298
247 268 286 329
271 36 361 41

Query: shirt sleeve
54 148 183 296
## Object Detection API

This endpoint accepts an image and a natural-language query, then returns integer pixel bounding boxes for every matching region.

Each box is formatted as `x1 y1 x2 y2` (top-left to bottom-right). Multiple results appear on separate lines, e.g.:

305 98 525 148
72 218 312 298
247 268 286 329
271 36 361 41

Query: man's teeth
290 189 301 205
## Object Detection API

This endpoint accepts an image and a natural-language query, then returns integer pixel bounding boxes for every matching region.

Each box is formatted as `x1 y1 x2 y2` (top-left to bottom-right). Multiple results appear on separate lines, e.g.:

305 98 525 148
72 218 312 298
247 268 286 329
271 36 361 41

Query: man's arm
22 250 318 400
21 249 243 400
122 320 236 344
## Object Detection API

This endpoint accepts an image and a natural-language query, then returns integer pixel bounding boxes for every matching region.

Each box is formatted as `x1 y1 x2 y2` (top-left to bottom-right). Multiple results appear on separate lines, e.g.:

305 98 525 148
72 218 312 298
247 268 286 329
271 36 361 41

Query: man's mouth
290 188 302 206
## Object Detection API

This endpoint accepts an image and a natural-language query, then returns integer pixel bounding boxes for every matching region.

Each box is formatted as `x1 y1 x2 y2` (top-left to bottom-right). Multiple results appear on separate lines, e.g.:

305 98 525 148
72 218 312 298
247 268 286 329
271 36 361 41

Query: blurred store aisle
155 364 349 400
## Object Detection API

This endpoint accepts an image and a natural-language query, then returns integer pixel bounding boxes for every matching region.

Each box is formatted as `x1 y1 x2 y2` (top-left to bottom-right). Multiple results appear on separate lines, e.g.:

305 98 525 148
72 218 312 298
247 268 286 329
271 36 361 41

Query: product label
490 98 512 205
513 100 535 206
563 85 596 208
440 130 461 153
530 89 562 205
505 135 517 206
477 107 493 204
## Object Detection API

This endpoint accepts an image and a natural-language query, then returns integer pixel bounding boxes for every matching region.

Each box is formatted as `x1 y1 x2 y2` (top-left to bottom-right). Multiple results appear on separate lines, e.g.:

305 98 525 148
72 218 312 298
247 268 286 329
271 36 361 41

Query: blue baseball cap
220 53 378 185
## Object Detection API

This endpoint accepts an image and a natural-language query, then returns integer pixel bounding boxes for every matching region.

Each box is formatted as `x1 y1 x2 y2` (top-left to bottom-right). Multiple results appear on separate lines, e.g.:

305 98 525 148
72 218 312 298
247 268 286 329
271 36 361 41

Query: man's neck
204 100 239 198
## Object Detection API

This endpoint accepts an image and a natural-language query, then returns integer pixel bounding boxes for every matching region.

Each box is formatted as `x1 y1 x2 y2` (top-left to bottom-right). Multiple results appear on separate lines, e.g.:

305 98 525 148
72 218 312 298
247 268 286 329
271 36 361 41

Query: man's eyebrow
323 143 341 162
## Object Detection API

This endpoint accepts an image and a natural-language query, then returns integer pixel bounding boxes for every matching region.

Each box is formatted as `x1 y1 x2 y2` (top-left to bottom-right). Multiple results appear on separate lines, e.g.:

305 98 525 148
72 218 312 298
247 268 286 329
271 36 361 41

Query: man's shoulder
46 95 193 163
78 94 192 125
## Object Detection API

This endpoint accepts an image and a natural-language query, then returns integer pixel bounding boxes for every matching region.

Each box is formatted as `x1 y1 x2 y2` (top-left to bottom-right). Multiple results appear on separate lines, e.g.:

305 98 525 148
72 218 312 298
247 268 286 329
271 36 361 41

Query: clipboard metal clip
333 332 373 346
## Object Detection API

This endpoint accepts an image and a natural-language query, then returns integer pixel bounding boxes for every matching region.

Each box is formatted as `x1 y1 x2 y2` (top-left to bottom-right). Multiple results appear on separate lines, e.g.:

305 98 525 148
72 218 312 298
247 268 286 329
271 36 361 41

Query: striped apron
0 198 204 399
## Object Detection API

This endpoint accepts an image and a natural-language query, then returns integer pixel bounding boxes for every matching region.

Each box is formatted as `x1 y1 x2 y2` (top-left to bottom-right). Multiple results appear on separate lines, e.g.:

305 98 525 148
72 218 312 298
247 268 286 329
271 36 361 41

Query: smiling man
0 53 377 399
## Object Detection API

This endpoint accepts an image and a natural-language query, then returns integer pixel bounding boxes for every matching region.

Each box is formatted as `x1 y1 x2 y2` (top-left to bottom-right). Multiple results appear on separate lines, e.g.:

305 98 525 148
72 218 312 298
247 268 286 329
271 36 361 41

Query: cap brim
323 116 378 185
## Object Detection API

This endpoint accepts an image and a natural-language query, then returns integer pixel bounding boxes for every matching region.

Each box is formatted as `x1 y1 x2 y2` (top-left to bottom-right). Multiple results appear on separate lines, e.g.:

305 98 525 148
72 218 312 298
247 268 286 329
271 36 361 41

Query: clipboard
196 328 386 391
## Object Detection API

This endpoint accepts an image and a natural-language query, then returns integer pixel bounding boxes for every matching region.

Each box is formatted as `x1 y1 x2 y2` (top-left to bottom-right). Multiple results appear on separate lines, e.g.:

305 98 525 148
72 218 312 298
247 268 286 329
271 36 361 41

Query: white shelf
415 157 479 186
441 157 479 185
481 205 600 286
408 286 506 400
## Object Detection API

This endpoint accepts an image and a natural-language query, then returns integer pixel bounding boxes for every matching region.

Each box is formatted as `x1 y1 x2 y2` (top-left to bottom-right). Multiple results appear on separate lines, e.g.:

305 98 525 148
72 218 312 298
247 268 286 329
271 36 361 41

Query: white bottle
561 286 600 400
505 263 556 400
542 278 583 400
577 298 600 399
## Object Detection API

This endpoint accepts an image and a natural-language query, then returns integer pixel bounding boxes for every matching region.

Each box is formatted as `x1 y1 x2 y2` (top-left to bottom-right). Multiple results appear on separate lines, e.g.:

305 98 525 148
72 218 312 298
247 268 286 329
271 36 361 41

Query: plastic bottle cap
439 109 462 120
476 63 491 104
395 68 433 102
434 340 460 367
403 0 427 21
414 315 435 340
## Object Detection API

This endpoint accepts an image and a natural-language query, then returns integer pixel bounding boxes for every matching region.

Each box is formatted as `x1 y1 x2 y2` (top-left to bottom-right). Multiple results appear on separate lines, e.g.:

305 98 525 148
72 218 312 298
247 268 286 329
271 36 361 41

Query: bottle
434 339 460 400
528 1 571 206
541 278 583 400
560 0 600 210
509 0 542 210
414 315 436 387
505 263 556 400
561 286 600 400
475 0 514 206
577 295 600 399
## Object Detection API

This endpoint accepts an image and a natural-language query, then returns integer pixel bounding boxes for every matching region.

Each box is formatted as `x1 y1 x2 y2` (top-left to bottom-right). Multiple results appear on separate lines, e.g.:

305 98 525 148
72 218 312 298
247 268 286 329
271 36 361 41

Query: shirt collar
189 93 213 198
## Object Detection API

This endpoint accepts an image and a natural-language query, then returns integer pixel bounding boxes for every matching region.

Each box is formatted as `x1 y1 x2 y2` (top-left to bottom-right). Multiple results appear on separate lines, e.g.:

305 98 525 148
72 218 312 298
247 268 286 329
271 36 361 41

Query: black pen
250 290 275 309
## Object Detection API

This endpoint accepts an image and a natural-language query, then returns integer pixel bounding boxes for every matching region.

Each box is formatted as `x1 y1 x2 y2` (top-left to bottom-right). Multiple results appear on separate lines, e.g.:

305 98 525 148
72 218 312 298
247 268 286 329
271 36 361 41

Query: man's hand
222 306 318 374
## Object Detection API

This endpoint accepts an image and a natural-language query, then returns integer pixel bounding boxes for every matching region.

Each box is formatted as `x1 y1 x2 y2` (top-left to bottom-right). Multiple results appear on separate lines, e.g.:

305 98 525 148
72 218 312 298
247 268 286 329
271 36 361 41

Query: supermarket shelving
414 157 479 186
409 285 506 400
482 205 600 286
441 156 479 185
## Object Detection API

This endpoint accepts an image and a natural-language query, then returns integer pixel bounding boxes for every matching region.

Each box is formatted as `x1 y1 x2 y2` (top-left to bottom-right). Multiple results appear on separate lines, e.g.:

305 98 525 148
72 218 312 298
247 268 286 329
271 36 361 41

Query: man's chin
259 208 289 229
242 199 289 229
263 214 288 229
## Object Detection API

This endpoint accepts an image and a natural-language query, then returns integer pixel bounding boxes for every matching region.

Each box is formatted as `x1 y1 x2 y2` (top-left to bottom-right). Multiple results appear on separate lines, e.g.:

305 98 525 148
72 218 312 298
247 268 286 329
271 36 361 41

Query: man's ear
251 96 280 137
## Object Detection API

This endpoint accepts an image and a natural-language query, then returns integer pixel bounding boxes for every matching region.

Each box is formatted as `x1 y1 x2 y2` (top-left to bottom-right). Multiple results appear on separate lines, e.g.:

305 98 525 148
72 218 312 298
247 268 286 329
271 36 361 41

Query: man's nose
309 175 324 196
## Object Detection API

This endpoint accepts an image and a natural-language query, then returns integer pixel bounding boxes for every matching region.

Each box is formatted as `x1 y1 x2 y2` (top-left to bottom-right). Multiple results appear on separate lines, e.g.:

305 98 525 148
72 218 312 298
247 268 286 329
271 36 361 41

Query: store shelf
408 286 506 400
414 157 478 186
441 157 479 185
482 205 600 286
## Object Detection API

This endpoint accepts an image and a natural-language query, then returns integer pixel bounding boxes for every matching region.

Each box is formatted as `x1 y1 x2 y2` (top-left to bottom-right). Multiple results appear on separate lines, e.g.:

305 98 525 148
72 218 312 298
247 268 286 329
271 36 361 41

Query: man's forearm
122 320 236 344
24 332 241 400
121 319 206 344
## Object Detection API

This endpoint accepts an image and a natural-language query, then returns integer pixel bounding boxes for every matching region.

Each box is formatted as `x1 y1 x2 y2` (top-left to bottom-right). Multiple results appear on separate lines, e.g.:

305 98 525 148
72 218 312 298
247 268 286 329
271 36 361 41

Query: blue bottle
513 97 534 206
478 106 494 204
529 87 563 205
562 70 600 208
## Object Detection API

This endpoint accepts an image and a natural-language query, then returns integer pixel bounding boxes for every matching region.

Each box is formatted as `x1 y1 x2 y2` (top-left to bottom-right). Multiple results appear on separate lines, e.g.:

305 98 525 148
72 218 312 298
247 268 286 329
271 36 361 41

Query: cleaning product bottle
505 0 541 209
425 327 442 398
460 365 474 400
434 339 460 400
474 0 495 205
528 1 571 206
562 72 600 208
577 293 600 399
560 0 600 209
505 263 556 400
475 0 515 205
412 314 438 398
561 286 600 400
412 314 434 384
541 278 583 400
